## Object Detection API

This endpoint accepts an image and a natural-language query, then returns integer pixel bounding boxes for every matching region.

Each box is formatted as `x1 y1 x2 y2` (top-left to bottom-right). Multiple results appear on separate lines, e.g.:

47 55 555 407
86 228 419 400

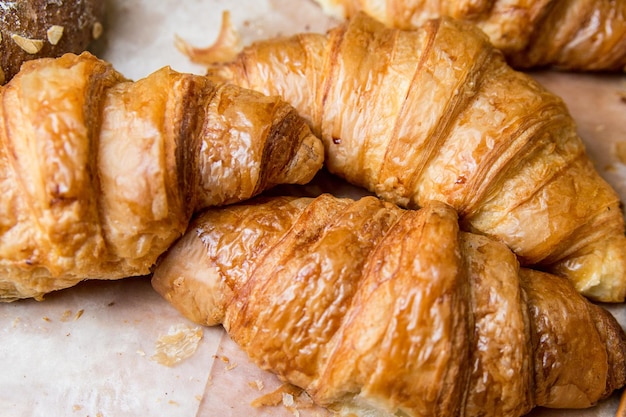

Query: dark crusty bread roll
0 0 105 84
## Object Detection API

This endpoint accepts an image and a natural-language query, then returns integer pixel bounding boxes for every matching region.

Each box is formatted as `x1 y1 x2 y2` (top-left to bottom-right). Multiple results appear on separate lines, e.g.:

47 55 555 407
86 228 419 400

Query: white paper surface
1 1 625 416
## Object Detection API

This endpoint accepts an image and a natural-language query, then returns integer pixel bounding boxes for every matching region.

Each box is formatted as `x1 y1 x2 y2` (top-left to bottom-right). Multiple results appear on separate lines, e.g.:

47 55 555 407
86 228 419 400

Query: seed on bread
11 34 44 54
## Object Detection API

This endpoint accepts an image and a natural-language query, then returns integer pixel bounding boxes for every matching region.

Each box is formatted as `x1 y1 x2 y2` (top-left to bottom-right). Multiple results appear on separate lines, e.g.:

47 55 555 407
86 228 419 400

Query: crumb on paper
150 324 204 367
136 349 146 356
72 404 82 411
175 10 242 65
214 354 227 363
251 383 302 408
249 379 265 391
250 382 315 415
42 316 51 322
74 309 84 320
60 310 72 322
214 354 238 370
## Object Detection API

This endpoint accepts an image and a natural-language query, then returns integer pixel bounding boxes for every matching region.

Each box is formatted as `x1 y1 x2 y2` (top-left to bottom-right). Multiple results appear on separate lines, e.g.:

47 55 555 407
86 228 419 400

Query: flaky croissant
203 13 626 302
312 0 626 71
152 194 626 417
0 52 323 301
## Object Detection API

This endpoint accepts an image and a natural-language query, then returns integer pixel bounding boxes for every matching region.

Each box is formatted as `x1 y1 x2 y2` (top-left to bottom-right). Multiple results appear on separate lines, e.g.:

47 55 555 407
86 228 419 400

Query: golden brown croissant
312 0 626 71
0 52 323 301
152 193 626 417
202 13 626 302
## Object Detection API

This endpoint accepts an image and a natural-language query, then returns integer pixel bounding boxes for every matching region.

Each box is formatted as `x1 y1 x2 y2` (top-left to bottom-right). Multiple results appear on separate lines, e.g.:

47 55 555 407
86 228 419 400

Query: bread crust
0 0 105 84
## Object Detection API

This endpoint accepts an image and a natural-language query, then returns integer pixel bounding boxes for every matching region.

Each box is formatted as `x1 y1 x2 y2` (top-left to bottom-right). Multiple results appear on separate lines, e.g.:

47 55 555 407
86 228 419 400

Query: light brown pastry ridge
152 193 626 417
203 13 626 302
0 52 323 301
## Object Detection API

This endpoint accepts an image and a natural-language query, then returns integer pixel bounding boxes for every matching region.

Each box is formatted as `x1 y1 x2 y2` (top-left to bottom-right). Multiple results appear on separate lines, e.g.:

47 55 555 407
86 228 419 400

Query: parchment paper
1 1 625 416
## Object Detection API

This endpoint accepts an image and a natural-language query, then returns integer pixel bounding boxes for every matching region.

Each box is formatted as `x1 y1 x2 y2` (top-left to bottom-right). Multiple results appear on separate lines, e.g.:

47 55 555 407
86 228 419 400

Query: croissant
203 13 626 302
152 193 626 417
312 0 626 71
0 52 324 301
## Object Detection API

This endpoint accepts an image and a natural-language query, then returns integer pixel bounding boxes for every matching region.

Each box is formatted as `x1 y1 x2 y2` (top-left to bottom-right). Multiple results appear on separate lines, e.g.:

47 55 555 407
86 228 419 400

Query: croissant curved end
278 131 326 185
552 235 626 302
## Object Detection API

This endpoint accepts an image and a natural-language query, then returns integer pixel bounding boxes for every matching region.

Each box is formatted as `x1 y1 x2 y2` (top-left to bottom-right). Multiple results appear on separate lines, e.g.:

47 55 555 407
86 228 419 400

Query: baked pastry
0 52 323 301
312 0 626 71
203 13 626 302
0 0 105 84
152 194 626 417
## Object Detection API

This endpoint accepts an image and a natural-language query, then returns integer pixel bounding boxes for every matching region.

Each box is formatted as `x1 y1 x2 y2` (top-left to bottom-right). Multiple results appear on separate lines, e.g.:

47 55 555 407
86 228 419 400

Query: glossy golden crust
205 13 626 301
521 269 609 408
461 232 533 416
152 194 626 416
0 52 323 301
313 0 626 71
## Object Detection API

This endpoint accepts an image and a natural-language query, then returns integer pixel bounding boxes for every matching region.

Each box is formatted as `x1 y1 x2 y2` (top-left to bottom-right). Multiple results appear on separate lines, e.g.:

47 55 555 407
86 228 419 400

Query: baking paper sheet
1 1 625 416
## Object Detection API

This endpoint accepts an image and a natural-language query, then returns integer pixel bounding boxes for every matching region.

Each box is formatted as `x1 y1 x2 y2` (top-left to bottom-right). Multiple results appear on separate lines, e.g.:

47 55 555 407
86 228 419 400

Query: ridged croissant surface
0 52 323 301
313 0 626 71
204 13 626 302
152 194 626 417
